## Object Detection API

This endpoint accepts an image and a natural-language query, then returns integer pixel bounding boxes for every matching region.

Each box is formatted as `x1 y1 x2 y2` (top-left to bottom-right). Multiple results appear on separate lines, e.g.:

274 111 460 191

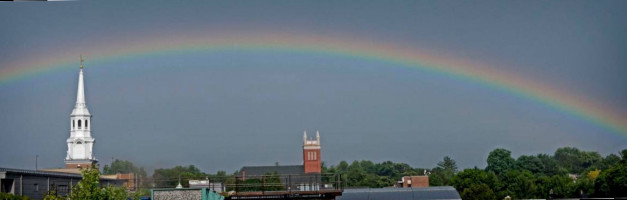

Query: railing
228 173 343 195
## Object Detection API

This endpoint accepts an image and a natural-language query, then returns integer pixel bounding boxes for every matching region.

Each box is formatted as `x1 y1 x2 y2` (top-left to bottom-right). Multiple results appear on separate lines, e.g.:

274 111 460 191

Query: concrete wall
152 188 225 200
153 190 202 200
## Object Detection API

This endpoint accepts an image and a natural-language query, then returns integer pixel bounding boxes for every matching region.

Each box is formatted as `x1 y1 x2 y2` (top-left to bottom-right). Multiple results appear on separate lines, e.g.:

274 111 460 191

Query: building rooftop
337 186 461 200
1 167 83 179
0 167 116 180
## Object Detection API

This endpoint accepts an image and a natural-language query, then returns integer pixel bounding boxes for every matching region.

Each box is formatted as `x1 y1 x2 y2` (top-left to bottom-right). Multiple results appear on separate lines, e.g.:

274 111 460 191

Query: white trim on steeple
65 58 96 166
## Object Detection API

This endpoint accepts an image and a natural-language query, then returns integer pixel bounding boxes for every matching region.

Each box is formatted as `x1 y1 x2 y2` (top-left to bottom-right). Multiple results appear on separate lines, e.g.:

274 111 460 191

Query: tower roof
71 61 90 116
303 130 320 146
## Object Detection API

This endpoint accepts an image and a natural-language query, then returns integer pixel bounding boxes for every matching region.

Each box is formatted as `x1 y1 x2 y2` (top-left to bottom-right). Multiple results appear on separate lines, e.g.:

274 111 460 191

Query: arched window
72 120 75 128
78 120 82 128
86 120 88 128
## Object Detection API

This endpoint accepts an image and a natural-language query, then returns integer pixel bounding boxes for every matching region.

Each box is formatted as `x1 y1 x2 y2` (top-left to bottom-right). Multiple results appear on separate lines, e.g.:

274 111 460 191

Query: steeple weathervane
80 55 84 69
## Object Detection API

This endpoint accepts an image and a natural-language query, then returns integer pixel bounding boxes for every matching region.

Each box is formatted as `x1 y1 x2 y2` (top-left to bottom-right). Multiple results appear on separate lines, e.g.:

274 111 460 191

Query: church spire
66 55 96 168
76 56 86 107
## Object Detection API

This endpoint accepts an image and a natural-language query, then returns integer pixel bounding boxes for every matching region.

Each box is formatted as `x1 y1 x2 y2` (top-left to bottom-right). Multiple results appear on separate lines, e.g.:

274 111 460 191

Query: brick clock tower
303 131 321 174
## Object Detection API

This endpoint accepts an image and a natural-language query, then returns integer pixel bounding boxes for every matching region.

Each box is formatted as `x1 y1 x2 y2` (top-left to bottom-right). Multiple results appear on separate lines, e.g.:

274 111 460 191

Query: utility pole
35 155 38 171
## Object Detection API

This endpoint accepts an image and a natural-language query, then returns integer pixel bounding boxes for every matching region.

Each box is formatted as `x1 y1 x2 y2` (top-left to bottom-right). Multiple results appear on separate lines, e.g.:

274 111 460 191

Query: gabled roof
239 165 304 176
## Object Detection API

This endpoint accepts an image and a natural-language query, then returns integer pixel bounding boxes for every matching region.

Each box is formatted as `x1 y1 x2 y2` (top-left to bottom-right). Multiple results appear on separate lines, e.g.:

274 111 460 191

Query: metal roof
0 167 83 178
0 167 116 180
337 186 461 200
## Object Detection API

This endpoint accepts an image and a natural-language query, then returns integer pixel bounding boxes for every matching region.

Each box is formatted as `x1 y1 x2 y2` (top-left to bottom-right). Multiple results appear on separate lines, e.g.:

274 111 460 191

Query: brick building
238 131 322 190
395 176 429 188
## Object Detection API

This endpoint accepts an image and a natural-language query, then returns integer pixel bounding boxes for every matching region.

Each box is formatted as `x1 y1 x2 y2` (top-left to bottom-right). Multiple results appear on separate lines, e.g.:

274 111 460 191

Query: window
78 120 82 128
313 152 317 160
72 120 75 128
58 185 69 193
86 120 88 128
34 184 38 192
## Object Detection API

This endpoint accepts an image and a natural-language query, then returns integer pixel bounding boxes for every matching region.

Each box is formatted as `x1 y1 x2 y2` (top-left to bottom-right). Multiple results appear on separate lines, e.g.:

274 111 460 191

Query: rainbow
1 32 626 137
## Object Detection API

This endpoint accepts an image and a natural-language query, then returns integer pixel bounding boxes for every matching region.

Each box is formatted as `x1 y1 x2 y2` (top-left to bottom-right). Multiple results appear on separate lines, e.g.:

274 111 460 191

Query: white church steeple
65 56 97 168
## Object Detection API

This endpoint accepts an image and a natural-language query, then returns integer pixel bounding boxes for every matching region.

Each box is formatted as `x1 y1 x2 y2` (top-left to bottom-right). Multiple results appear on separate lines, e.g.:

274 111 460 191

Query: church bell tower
65 56 97 168
303 130 321 174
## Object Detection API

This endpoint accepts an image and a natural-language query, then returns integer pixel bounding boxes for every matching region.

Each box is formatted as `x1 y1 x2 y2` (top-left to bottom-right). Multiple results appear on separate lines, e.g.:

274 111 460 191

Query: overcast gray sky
1 0 626 173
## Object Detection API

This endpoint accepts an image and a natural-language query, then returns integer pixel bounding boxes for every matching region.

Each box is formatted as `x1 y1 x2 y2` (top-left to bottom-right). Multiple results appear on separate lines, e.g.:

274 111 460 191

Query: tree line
137 147 627 199
10 146 620 200
322 147 627 199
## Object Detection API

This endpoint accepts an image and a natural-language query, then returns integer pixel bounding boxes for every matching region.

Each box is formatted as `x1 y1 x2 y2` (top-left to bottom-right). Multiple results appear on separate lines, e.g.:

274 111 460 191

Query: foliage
103 159 147 177
233 171 284 192
437 156 458 173
69 165 129 200
102 159 148 190
43 165 131 200
533 174 575 198
0 192 31 200
486 148 515 175
323 160 425 188
499 170 537 199
42 190 65 200
152 165 207 188
460 184 496 200
554 147 602 175
447 147 625 199
451 168 499 194
594 155 627 197
587 169 601 180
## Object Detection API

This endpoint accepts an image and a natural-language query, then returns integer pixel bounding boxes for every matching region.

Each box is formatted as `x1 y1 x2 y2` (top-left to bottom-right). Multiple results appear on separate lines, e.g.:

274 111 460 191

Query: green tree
537 154 566 176
554 147 602 174
533 175 575 198
43 165 131 200
460 184 497 200
596 154 621 170
499 170 537 199
214 170 228 183
0 192 31 200
69 166 108 199
263 171 284 191
102 160 147 178
594 150 627 197
437 156 458 173
429 167 446 186
451 168 499 194
486 148 515 175
152 165 206 188
516 155 543 174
